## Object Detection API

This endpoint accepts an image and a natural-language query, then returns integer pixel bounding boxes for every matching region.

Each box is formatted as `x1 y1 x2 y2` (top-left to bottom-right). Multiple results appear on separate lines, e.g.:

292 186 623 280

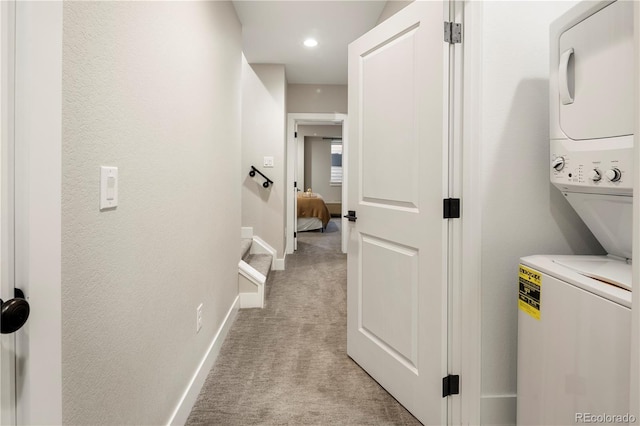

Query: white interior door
346 2 450 424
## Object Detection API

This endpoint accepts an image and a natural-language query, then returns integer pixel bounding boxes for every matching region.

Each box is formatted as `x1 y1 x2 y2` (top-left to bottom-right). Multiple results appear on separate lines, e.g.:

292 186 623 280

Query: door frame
0 1 16 423
286 113 348 254
454 1 482 424
631 0 640 417
11 2 62 424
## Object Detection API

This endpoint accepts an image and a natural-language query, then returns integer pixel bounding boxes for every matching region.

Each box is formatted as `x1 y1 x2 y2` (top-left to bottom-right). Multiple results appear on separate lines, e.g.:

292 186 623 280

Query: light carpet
186 219 421 425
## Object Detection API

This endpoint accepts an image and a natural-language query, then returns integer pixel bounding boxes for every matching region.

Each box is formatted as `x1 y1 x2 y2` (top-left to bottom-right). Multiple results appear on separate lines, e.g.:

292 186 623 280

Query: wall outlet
263 156 274 168
196 303 203 333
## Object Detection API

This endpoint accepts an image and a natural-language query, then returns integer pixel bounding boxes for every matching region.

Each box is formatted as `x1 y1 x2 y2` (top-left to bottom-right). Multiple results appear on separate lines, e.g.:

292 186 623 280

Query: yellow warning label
518 265 541 320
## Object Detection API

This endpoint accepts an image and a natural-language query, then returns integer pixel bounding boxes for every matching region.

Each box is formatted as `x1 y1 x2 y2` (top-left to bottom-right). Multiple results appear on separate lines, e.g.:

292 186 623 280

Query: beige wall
287 84 347 113
478 1 598 424
297 125 342 191
242 62 287 257
304 136 343 203
61 2 242 424
289 86 346 196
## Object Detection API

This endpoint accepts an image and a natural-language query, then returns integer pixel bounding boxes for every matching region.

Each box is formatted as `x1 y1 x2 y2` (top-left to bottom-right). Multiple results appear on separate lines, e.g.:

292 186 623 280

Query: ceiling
232 1 387 85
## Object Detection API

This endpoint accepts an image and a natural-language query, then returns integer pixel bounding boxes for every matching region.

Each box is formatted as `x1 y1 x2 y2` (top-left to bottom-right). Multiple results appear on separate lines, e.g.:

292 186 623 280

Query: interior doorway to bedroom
286 113 348 255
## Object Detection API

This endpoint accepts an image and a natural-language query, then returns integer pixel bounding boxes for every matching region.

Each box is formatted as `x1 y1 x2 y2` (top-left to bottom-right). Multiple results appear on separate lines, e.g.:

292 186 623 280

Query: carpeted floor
186 219 421 425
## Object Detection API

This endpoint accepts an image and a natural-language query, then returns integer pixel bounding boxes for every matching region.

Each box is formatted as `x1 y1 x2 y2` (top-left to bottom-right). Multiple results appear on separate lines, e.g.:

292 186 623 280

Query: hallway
186 220 420 425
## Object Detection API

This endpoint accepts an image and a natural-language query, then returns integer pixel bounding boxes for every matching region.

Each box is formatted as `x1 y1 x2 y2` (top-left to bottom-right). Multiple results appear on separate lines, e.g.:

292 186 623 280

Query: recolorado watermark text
575 413 636 424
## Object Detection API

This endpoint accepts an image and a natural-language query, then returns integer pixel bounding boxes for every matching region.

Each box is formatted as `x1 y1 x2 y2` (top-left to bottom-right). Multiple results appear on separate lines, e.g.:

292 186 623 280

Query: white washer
517 255 631 426
517 1 635 424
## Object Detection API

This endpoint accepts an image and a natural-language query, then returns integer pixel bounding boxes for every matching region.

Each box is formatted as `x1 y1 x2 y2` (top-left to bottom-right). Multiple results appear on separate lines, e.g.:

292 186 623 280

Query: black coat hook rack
249 166 274 188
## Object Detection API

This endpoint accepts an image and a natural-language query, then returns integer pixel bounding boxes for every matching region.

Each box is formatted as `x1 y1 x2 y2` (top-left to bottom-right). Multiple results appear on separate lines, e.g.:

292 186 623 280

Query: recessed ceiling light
304 38 318 48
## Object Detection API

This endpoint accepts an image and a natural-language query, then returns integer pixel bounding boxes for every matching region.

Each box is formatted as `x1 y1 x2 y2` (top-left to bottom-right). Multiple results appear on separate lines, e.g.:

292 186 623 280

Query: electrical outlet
196 303 203 333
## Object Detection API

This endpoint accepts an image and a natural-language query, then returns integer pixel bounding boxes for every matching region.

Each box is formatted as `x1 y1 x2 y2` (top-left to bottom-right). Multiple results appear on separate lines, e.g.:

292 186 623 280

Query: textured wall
287 84 347 113
61 2 241 424
479 1 601 424
241 62 287 257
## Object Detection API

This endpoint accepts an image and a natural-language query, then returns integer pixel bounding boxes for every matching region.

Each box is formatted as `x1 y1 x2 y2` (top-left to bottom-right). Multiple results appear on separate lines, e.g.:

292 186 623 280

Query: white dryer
517 1 634 424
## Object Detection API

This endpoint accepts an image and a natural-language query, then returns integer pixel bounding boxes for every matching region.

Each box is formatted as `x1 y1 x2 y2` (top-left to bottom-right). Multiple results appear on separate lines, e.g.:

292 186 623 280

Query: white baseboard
480 394 517 426
240 227 253 239
167 296 239 426
274 256 285 271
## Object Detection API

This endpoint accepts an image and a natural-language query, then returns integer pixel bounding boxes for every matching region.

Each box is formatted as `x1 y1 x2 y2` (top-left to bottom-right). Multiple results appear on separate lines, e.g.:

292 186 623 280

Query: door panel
361 27 419 207
361 235 418 367
347 2 449 424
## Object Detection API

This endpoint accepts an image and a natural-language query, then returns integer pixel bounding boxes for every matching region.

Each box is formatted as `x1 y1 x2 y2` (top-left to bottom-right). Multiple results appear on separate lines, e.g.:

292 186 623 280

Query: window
330 140 343 185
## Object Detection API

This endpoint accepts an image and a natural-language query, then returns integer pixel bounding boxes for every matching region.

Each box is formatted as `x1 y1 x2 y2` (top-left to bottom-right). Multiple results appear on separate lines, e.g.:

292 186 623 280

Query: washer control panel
550 137 633 195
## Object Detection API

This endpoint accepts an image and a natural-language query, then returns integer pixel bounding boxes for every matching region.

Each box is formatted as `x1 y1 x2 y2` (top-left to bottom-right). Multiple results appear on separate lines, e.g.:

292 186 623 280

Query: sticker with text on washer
518 265 541 320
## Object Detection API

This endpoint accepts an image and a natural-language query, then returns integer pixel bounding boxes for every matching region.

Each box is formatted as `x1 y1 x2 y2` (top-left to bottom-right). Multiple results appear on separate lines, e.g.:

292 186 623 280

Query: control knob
605 168 621 182
589 169 602 182
551 156 565 171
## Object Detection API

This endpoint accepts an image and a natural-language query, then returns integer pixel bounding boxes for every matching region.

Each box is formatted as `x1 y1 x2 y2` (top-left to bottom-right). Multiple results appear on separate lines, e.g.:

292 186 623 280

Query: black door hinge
295 131 298 138
294 232 297 238
443 198 460 219
442 375 459 397
294 181 297 188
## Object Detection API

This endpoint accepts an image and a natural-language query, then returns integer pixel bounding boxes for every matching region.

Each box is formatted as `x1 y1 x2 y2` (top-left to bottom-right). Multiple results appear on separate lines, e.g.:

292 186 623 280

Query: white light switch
100 166 118 210
263 156 274 168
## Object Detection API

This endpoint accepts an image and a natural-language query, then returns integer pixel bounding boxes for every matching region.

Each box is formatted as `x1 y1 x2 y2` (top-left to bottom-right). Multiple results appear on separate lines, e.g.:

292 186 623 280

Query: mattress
297 217 323 232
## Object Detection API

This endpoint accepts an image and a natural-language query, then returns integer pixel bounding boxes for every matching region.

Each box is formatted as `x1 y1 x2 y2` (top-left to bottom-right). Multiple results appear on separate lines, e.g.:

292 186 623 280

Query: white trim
238 259 266 285
0 1 16 424
238 260 266 309
250 235 276 268
286 113 348 255
13 3 63 424
457 1 483 424
340 118 349 254
167 296 239 426
631 0 640 416
273 256 285 271
247 235 283 270
240 227 253 239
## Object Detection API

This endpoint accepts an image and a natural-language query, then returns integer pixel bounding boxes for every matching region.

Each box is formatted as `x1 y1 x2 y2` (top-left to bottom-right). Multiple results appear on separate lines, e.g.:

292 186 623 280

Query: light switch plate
100 166 118 210
263 156 274 168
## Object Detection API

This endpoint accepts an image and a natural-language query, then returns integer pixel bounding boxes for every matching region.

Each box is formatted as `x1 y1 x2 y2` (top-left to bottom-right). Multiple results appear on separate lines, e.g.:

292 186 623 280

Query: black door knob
1 288 30 334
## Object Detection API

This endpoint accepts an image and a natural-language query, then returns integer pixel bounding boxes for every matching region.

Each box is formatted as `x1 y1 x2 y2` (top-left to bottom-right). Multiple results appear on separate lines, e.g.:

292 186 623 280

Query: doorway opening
286 113 348 255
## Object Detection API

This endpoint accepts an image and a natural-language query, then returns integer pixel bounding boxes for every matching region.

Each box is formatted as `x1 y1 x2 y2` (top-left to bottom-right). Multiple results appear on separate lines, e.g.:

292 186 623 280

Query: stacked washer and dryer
517 1 634 424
